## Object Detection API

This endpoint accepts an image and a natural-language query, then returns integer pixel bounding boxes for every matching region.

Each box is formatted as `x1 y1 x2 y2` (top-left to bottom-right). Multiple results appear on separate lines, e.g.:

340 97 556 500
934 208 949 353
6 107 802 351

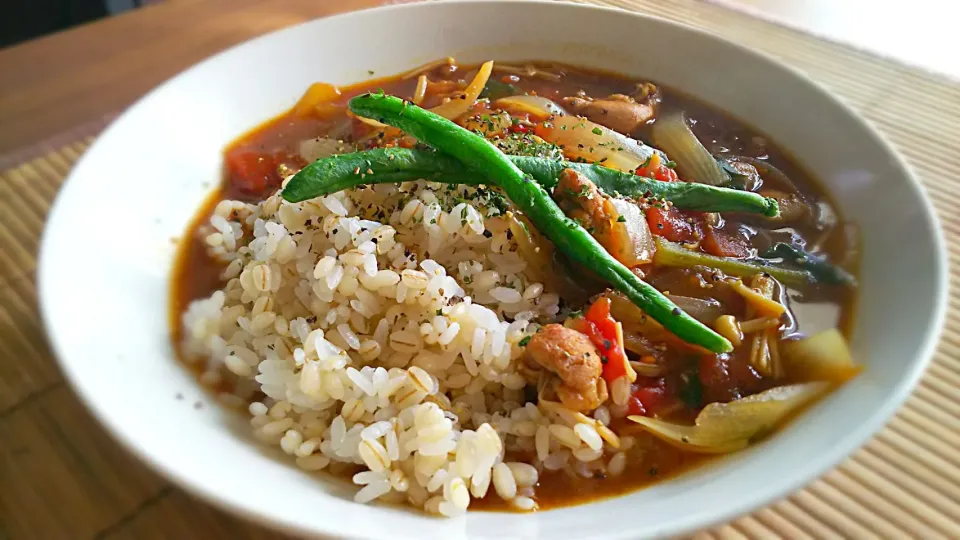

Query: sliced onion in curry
356 61 495 129
537 114 659 172
665 295 724 324
650 112 729 185
429 60 494 120
604 291 704 349
608 198 655 267
292 82 342 117
494 95 569 119
628 382 830 453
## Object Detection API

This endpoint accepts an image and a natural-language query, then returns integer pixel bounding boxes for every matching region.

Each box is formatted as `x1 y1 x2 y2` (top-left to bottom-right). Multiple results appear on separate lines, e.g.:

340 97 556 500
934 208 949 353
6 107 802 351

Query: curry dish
173 59 860 515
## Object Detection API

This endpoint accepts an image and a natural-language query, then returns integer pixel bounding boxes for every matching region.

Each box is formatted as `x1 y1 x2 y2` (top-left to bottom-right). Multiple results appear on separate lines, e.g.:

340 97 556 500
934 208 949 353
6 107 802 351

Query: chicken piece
553 168 611 234
562 93 656 135
553 168 651 267
525 324 608 412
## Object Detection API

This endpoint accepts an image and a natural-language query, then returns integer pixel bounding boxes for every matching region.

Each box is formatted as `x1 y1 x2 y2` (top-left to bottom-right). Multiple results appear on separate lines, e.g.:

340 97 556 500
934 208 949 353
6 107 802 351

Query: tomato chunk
634 153 679 182
226 150 280 195
572 298 630 383
626 378 671 416
701 226 751 258
646 206 702 243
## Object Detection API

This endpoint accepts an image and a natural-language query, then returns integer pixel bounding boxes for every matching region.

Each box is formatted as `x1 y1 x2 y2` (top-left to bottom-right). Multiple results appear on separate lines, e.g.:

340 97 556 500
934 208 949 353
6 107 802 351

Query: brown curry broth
170 61 856 510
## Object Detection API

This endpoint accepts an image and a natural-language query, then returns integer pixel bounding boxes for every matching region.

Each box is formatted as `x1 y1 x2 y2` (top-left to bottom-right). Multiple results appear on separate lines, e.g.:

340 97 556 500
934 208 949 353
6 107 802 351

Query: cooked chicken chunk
562 93 655 135
553 168 652 267
553 168 611 235
525 324 608 412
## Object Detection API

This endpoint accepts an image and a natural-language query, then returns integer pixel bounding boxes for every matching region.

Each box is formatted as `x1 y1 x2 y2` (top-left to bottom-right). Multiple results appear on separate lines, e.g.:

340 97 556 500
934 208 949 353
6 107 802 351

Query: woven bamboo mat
2 0 959 538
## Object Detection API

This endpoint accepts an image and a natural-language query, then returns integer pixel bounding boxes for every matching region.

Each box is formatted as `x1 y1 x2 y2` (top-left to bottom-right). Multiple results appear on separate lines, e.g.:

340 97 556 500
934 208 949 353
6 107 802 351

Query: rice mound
182 179 630 516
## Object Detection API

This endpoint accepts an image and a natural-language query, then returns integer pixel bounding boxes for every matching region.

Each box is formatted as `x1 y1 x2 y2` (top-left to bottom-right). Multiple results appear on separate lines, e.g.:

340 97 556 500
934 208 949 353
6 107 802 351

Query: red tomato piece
627 378 671 416
575 298 630 383
226 150 279 195
626 396 646 416
645 206 702 243
701 226 751 258
635 163 678 182
585 296 611 321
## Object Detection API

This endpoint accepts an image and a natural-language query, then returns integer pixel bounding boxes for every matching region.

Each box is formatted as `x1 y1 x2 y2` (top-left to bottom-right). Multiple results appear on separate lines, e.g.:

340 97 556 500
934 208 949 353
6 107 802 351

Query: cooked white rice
181 178 631 515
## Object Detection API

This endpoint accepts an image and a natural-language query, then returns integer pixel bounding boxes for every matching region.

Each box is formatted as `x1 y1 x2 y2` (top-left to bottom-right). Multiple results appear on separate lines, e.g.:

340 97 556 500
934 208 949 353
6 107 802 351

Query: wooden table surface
0 0 389 162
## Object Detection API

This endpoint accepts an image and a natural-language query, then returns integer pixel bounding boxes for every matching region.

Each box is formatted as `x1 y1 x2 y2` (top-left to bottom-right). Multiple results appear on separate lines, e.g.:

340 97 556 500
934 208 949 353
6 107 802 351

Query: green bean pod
282 149 779 217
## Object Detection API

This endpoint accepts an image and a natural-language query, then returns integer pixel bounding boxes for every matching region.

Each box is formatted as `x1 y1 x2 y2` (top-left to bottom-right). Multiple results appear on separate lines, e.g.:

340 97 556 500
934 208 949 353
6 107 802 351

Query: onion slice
651 113 728 185
292 82 342 117
430 60 494 120
412 75 428 105
665 295 723 324
608 198 655 266
354 61 494 128
495 95 568 119
628 382 829 453
537 114 659 172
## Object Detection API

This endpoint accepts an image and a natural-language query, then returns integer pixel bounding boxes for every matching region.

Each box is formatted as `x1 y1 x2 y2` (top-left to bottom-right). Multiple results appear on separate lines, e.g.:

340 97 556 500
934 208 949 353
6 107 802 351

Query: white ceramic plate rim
38 1 948 538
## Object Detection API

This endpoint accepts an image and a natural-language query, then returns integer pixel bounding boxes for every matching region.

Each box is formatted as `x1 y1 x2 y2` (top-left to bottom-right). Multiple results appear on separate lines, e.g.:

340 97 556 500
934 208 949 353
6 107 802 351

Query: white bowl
39 1 947 538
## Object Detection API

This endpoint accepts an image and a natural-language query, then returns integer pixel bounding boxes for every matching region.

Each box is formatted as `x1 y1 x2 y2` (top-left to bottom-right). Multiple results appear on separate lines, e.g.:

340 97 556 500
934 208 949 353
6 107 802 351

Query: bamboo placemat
2 0 959 538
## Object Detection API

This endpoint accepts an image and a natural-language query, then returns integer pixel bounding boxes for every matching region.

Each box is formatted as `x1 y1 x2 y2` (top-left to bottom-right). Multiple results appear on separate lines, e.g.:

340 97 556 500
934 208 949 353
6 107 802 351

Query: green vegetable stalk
654 238 813 288
282 148 779 217
348 93 732 353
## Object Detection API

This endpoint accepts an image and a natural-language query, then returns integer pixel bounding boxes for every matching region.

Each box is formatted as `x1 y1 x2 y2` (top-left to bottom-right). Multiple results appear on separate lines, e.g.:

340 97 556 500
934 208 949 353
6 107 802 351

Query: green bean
282 149 779 217
350 93 732 353
516 159 779 217
654 238 812 288
280 148 480 203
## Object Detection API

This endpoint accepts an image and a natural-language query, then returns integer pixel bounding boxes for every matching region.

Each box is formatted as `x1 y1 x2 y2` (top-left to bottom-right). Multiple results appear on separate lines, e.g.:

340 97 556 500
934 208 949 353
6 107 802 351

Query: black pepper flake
671 308 681 316
306 316 318 323
304 219 312 226
648 467 659 476
482 230 493 238
506 229 513 240
371 238 378 244
175 393 183 400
